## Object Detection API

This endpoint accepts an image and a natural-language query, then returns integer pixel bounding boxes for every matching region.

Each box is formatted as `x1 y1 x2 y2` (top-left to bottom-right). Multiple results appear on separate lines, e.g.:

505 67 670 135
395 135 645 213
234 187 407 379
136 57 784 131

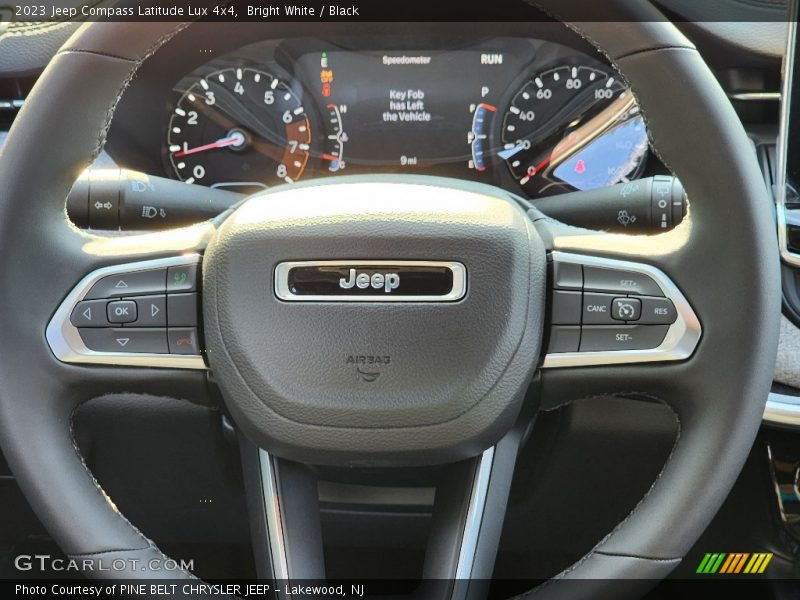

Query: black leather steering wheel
0 2 780 598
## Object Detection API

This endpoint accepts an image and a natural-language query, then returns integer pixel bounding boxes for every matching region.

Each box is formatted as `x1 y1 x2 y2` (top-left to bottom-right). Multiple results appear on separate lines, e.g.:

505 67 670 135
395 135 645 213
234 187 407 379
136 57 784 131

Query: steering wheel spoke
238 423 528 599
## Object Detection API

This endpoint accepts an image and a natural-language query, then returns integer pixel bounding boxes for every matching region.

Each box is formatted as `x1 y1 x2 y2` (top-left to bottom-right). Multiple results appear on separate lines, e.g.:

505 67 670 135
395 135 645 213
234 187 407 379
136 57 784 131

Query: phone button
168 327 200 355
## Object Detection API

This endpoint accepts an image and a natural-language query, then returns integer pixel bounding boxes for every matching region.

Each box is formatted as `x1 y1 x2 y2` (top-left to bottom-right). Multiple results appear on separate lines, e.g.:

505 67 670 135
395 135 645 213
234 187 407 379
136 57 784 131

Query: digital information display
295 43 532 177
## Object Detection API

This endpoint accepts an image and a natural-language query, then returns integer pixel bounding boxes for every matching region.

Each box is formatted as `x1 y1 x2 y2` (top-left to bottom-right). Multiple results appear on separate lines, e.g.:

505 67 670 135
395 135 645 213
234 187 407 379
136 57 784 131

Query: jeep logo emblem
339 269 400 293
274 261 467 303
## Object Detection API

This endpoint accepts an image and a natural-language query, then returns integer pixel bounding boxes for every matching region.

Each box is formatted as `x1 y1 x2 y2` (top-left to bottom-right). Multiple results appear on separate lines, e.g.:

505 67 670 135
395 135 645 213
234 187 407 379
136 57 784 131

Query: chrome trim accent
258 449 290 580
542 252 702 368
45 255 206 369
764 392 800 427
274 260 467 302
754 17 800 428
728 92 781 102
454 446 495 582
777 18 800 266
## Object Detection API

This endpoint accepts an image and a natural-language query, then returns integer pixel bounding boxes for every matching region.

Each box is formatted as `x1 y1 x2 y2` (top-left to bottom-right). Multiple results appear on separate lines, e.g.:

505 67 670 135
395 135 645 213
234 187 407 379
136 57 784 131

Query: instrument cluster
161 33 651 199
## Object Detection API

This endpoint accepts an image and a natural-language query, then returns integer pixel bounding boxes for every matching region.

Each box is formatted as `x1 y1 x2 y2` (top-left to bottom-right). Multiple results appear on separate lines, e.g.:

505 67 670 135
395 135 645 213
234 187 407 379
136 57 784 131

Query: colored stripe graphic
719 554 736 574
733 553 750 573
696 554 713 574
698 552 773 574
696 553 726 574
720 553 748 573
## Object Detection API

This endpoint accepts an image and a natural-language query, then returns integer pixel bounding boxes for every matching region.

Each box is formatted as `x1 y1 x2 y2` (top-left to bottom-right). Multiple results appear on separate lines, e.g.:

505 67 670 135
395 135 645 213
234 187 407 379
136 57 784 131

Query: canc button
582 293 616 324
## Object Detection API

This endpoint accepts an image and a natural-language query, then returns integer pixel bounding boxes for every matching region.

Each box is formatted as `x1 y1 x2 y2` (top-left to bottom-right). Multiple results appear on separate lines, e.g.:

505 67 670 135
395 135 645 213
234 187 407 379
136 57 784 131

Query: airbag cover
203 180 545 465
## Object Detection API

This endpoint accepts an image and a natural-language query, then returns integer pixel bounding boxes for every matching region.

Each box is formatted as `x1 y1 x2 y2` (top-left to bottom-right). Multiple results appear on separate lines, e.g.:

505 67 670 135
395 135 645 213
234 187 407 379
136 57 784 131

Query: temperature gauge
322 103 348 172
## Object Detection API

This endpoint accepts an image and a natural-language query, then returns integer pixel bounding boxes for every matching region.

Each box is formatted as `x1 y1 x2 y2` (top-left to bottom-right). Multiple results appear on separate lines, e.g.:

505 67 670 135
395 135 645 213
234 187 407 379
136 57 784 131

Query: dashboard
106 23 664 201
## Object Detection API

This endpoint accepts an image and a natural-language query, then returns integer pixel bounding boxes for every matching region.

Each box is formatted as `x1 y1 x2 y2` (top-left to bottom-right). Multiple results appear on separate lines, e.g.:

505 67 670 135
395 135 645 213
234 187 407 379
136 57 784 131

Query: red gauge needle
520 155 553 185
532 155 552 173
174 132 244 157
321 153 339 161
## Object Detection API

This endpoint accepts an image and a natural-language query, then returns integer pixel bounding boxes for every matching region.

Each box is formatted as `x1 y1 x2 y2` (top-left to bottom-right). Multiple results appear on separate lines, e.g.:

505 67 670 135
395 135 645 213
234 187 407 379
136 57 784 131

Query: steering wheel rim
0 3 780 597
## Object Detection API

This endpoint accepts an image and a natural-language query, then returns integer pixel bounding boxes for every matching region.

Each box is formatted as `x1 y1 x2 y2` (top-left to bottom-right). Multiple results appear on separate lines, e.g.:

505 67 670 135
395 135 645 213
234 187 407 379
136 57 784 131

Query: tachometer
167 67 311 191
500 65 648 197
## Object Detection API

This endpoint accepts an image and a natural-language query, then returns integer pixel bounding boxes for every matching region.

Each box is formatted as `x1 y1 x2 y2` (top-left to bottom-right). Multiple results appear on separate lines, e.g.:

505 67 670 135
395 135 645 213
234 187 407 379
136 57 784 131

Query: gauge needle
520 156 553 185
189 99 286 163
548 92 637 169
498 142 525 160
174 132 244 157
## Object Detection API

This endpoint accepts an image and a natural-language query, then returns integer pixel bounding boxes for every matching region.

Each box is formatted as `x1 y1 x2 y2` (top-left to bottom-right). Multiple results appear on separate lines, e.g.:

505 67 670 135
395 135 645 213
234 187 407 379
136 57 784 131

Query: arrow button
78 328 168 354
84 268 166 299
70 299 111 328
126 295 166 327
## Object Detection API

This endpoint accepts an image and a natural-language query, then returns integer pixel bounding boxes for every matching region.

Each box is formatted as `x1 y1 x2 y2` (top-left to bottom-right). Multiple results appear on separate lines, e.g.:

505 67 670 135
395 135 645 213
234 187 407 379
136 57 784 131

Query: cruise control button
579 325 669 352
639 297 677 325
85 269 166 299
552 290 582 325
168 293 198 327
552 261 582 290
547 326 580 353
79 328 168 353
167 264 198 293
128 295 166 327
70 299 110 328
168 328 200 355
107 300 137 324
612 297 642 321
583 266 663 297
582 293 616 324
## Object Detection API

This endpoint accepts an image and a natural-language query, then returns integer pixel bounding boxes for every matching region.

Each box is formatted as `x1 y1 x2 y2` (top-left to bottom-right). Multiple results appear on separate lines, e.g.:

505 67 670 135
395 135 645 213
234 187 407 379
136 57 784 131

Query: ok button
107 300 137 324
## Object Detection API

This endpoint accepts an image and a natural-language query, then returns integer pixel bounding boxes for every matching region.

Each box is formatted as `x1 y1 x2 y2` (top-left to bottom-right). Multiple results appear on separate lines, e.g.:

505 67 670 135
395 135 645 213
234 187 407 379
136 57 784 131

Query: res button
639 297 677 325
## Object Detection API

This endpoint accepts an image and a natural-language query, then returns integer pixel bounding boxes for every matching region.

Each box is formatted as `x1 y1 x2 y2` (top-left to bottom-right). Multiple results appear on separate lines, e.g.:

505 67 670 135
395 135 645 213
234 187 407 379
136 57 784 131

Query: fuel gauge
468 102 497 172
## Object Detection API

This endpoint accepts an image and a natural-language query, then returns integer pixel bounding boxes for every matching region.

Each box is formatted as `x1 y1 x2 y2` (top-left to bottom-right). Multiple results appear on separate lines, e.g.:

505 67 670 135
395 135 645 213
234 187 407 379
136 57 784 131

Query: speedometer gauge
167 68 311 190
500 65 648 197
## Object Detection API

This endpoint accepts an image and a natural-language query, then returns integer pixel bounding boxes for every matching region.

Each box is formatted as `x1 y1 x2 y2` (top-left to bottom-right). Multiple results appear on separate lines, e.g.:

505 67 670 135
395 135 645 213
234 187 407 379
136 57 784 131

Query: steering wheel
0 1 780 598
